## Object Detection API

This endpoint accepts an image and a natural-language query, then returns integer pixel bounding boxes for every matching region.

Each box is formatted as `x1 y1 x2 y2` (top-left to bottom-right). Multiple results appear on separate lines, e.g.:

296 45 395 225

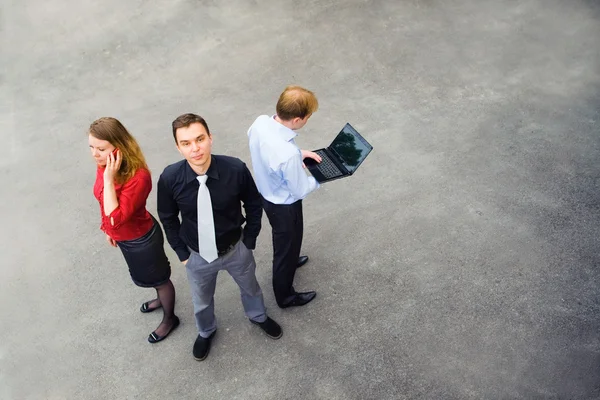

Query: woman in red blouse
89 117 179 343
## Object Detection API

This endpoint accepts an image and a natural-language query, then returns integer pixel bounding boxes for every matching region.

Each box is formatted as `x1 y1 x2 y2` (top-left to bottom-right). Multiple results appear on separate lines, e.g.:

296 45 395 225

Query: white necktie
196 175 218 263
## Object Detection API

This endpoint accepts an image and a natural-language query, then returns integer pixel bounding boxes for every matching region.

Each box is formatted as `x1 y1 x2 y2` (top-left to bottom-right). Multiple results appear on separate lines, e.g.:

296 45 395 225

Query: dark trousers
262 198 303 306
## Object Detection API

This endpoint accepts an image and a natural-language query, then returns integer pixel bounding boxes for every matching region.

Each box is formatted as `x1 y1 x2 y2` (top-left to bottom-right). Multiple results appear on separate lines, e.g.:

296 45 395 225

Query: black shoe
140 300 162 313
148 316 180 343
297 256 309 268
193 331 216 361
279 291 317 309
250 317 283 339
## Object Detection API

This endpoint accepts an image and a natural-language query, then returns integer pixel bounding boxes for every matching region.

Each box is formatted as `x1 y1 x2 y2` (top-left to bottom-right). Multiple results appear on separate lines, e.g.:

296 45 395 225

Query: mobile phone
111 148 119 157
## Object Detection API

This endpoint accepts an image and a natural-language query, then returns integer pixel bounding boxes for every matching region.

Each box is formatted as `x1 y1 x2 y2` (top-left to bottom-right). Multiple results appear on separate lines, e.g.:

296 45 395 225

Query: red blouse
93 167 154 241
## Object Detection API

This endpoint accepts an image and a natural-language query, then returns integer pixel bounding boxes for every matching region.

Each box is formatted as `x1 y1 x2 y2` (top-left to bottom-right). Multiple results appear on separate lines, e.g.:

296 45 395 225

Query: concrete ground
2 0 600 399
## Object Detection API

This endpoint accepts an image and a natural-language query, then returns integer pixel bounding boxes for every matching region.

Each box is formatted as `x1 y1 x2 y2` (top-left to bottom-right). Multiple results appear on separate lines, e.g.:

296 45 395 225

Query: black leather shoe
297 256 309 268
251 317 283 339
193 331 216 361
148 316 180 343
279 291 317 309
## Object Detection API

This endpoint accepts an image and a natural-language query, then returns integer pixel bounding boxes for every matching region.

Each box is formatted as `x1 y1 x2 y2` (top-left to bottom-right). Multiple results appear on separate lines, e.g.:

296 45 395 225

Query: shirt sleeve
280 152 320 201
157 173 190 262
105 172 151 230
99 208 106 232
239 164 262 250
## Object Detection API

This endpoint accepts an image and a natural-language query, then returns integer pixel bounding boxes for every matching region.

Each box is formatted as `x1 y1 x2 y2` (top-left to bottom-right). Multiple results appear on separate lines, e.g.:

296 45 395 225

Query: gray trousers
185 240 267 338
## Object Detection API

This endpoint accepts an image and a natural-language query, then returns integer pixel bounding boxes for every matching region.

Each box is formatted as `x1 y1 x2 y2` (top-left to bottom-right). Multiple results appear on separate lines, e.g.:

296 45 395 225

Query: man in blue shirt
247 86 322 308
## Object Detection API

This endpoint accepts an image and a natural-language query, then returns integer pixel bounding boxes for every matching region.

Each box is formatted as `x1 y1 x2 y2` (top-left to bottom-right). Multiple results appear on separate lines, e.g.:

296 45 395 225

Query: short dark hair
171 113 210 143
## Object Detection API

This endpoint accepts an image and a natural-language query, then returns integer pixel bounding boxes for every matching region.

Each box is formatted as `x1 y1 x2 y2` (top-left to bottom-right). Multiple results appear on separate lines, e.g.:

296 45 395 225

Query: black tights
150 279 176 336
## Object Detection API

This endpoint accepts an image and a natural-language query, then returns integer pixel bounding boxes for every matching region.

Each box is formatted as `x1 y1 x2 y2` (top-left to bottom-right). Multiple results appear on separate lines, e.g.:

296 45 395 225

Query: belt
218 240 238 257
217 229 242 257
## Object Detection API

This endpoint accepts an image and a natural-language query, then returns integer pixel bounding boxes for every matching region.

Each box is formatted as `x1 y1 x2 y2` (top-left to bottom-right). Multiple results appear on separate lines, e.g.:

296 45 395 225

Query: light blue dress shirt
247 115 319 205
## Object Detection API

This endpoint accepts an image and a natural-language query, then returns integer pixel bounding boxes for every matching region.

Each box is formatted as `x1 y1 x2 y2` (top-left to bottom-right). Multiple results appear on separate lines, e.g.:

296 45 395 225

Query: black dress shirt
157 155 262 262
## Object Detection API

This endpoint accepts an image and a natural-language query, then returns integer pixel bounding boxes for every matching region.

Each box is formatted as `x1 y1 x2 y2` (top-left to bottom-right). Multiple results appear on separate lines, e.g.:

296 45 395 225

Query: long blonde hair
88 117 149 184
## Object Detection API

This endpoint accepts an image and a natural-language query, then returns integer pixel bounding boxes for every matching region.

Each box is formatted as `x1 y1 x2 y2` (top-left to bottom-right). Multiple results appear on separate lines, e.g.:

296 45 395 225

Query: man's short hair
276 85 319 121
172 113 210 142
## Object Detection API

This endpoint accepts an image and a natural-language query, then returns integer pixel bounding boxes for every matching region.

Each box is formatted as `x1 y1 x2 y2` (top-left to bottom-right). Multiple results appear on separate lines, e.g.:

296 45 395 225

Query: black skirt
117 216 171 288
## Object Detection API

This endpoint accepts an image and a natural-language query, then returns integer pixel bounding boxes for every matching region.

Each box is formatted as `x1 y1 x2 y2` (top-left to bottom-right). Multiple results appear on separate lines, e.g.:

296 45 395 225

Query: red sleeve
104 170 152 229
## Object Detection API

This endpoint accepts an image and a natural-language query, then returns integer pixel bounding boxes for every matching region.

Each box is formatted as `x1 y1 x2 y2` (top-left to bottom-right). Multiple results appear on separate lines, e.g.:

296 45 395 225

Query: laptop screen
330 123 372 173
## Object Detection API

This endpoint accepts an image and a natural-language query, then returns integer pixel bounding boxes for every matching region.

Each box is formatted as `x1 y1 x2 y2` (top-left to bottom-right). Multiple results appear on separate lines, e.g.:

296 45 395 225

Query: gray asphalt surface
2 0 600 399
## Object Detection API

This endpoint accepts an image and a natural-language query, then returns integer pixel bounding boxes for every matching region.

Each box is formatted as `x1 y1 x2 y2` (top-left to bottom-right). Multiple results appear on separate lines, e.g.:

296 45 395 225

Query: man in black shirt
157 113 282 361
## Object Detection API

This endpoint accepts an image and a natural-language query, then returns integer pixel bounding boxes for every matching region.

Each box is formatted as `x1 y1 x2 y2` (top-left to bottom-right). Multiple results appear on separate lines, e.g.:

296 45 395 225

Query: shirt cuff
105 208 122 228
175 247 191 262
310 176 320 190
242 236 257 250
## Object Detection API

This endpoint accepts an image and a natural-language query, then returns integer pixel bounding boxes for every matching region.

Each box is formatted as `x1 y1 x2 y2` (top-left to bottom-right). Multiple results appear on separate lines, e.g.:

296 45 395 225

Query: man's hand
301 150 322 163
103 149 122 182
106 234 117 247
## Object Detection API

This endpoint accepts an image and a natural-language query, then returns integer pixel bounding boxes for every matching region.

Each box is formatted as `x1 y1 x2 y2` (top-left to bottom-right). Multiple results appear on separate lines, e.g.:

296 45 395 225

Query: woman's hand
103 149 122 182
106 234 117 247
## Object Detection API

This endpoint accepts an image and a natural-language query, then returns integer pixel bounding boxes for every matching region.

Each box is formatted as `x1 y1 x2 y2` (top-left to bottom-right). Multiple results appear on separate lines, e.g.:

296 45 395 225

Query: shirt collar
272 115 297 142
184 155 220 183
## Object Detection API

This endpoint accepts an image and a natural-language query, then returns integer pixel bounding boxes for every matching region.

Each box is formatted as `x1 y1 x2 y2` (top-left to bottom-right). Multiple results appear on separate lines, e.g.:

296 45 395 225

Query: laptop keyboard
315 150 343 178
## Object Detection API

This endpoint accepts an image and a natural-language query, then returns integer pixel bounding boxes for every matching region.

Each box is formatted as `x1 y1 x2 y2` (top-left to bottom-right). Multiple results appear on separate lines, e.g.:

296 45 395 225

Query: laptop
304 123 373 183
